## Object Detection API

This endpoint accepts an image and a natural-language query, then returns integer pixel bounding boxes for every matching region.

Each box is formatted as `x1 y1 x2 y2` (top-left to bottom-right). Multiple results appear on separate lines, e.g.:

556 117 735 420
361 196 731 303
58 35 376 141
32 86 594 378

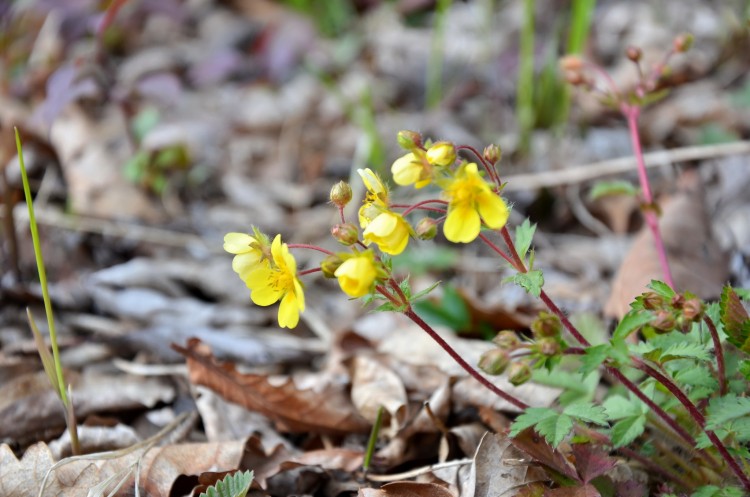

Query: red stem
404 308 529 411
703 315 727 395
622 105 675 289
299 267 322 276
288 243 334 256
478 233 516 267
456 145 500 185
392 199 448 216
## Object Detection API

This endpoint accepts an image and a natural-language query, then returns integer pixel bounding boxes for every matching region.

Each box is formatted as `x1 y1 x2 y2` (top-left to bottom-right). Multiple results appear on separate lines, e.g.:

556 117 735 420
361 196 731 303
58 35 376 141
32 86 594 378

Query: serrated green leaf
674 366 719 390
514 218 536 261
199 470 254 497
720 286 750 353
588 180 639 200
648 280 676 298
579 344 611 375
691 485 745 497
610 415 646 447
509 407 558 436
612 310 653 341
563 402 608 426
706 395 750 430
660 342 711 362
535 413 574 447
504 270 544 297
603 395 645 420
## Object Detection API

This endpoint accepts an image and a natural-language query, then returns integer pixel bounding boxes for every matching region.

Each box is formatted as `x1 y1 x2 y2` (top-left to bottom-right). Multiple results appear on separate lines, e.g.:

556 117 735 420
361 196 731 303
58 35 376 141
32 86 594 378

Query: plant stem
621 105 675 288
478 233 516 267
636 361 750 489
456 145 500 185
404 308 529 411
288 243 334 256
703 315 727 395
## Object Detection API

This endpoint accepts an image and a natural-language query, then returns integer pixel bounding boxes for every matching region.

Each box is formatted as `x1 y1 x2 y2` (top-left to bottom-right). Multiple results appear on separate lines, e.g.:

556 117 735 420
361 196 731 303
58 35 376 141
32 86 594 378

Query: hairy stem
404 308 529 411
622 105 675 288
703 315 727 395
456 145 500 185
288 243 334 256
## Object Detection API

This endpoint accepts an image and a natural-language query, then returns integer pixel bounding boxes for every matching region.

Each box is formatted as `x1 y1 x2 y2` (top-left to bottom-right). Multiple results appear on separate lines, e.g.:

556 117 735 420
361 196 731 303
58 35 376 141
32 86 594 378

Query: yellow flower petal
278 291 300 328
363 211 410 255
233 252 263 279
391 153 423 186
335 256 377 298
477 192 509 229
444 204 480 243
223 232 257 254
250 283 283 306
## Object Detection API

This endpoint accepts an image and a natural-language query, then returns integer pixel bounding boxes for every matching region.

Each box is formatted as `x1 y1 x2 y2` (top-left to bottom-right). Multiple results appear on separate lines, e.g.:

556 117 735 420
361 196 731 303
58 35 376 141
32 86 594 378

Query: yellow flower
425 141 456 167
363 211 411 255
335 253 378 298
442 162 509 243
224 232 265 281
245 235 305 329
358 168 390 228
391 152 431 189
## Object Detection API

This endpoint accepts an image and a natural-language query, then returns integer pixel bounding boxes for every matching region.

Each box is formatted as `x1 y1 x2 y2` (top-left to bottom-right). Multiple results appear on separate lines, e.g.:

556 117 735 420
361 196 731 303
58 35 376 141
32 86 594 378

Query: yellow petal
444 205 480 243
391 153 422 186
223 232 257 254
477 192 509 229
293 279 305 312
278 291 300 328
250 283 283 306
232 252 262 278
365 212 398 237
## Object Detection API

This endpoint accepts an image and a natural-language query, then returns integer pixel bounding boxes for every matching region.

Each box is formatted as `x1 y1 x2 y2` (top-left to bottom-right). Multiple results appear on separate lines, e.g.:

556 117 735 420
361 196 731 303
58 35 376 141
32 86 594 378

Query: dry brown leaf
606 170 729 318
359 481 457 497
350 355 408 436
544 484 601 497
174 338 371 435
509 428 578 482
464 432 548 497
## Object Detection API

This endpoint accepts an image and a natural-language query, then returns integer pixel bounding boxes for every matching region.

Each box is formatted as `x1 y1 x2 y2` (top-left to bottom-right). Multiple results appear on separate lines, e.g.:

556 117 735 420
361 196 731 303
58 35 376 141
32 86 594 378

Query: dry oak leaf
359 481 456 497
350 355 408 436
173 338 371 435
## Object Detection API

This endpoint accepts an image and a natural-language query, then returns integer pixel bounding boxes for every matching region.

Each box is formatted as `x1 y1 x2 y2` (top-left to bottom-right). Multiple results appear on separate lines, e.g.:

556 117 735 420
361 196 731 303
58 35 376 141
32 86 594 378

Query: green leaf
720 286 750 353
412 284 470 331
535 413 574 447
580 344 611 374
509 407 558 436
588 180 639 200
199 471 254 497
514 218 536 261
411 281 441 302
691 485 745 497
648 280 676 298
131 107 160 142
674 366 719 391
504 270 544 298
659 342 711 362
563 402 608 426
706 395 750 430
610 415 646 447
612 310 653 341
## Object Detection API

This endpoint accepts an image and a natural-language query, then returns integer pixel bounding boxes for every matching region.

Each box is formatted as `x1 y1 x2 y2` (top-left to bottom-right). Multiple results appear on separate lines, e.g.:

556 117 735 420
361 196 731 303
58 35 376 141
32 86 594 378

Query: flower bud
415 217 438 240
507 361 532 386
531 312 562 338
320 254 343 278
673 33 693 53
651 310 676 333
641 292 664 310
564 71 584 86
330 181 352 208
478 349 510 375
492 330 521 350
331 222 359 245
559 55 584 72
625 46 642 62
425 141 457 167
682 297 704 321
536 337 561 357
397 130 422 150
483 144 502 165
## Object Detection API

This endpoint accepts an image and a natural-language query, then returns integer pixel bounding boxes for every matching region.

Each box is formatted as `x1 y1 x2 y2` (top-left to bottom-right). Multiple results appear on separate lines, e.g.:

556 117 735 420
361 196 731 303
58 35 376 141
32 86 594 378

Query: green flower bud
482 144 502 165
651 310 676 333
507 361 532 386
673 33 693 53
397 130 422 151
641 292 665 311
330 181 352 208
331 223 359 245
425 141 457 167
320 254 343 278
492 330 521 350
415 217 438 240
531 312 562 338
536 337 561 357
478 349 510 375
682 297 704 321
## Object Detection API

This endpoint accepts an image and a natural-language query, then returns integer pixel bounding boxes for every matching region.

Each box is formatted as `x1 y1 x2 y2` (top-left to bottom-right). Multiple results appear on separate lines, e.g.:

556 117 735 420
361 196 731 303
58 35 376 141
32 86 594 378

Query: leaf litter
0 0 749 495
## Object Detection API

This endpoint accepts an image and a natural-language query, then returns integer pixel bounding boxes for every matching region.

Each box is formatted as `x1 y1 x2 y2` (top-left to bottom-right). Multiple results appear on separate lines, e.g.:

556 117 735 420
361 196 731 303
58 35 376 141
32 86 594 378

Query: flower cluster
223 131 511 328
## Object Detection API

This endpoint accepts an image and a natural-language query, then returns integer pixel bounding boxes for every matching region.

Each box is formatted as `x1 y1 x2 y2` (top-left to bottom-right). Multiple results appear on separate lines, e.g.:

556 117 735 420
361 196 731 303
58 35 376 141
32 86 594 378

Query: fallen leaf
174 338 371 435
544 484 601 497
464 432 547 497
359 481 456 497
570 443 616 484
509 428 579 482
350 355 408 436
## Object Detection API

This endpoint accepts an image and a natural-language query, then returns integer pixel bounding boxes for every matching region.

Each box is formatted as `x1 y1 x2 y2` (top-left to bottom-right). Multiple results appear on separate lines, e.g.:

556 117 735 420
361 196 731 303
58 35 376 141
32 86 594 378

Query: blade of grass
516 0 535 154
15 127 79 454
426 0 451 109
